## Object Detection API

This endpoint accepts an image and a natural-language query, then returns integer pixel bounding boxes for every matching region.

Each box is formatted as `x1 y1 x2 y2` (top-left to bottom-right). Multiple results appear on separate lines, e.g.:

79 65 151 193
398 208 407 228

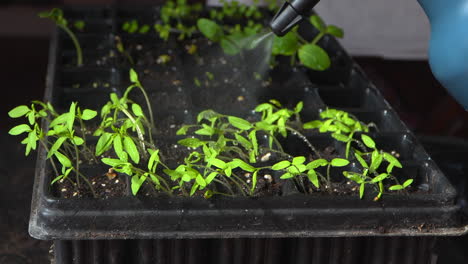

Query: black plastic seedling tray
28 5 468 263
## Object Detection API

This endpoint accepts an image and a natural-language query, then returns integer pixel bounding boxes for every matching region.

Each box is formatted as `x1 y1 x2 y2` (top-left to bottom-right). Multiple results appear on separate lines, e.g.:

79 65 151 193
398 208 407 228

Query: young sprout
39 8 83 66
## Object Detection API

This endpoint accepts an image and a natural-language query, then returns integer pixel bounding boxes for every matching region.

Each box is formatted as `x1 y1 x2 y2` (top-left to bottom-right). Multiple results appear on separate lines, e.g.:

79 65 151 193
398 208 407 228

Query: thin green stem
311 32 325 45
286 127 322 158
58 24 83 66
74 143 81 188
136 84 155 145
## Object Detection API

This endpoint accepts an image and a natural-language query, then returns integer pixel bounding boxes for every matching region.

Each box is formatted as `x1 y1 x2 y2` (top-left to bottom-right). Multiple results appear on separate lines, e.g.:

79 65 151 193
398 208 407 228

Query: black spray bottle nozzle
270 0 320 37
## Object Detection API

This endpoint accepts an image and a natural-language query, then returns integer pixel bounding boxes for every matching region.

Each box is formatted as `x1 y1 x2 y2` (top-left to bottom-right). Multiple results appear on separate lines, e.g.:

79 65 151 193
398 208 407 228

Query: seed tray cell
29 6 468 244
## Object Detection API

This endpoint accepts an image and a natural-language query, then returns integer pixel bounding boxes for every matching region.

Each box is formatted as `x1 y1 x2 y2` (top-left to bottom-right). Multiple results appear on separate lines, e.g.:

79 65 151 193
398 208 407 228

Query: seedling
39 8 83 66
122 19 150 34
115 36 135 65
155 0 201 41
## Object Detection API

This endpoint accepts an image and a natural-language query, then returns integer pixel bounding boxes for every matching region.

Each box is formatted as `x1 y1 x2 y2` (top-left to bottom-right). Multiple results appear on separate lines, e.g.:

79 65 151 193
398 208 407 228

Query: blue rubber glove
418 0 468 109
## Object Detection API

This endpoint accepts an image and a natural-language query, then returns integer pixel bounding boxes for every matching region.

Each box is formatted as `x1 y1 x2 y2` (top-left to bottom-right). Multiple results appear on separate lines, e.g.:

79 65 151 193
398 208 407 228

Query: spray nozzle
270 0 320 37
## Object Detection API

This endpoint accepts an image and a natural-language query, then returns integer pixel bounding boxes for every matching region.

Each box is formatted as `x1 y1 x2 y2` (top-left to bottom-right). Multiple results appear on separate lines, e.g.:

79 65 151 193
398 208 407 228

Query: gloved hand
418 0 468 109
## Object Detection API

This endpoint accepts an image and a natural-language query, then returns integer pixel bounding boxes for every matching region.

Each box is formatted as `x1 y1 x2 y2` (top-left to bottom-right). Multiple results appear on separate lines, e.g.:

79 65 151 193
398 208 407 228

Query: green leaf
294 102 303 113
130 68 139 84
195 126 215 136
131 175 146 195
383 152 402 168
96 132 113 156
249 130 258 155
359 183 365 199
113 134 126 161
205 172 218 185
292 156 306 165
389 184 404 191
102 158 126 167
254 103 273 112
123 136 140 164
310 15 326 32
209 158 227 169
228 116 252 130
131 104 144 117
343 171 364 184
298 44 331 71
280 172 294 179
197 18 223 41
371 173 389 183
176 125 191 135
306 159 328 169
81 109 97 120
361 134 376 149
331 133 350 142
148 149 160 171
355 153 369 168
55 152 72 168
73 136 84 146
47 137 66 159
230 158 255 172
272 31 299 56
197 109 219 123
330 158 350 167
307 169 319 188
178 138 205 148
8 124 31 135
403 179 413 188
272 160 291 170
196 174 207 187
251 170 258 193
74 20 85 30
8 105 30 118
67 102 76 131
220 37 241 55
370 150 383 171
303 120 322 129
234 134 252 149
326 25 344 38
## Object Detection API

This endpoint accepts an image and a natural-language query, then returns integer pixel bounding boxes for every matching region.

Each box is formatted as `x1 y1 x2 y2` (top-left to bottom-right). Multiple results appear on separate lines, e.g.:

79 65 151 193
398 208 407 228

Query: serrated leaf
178 138 204 148
8 105 30 118
131 104 144 117
55 152 71 168
272 160 291 170
361 134 376 149
310 15 326 31
326 25 344 38
330 158 349 167
228 116 252 130
298 44 331 71
8 124 31 135
81 109 97 120
123 136 140 164
292 156 306 165
197 109 219 123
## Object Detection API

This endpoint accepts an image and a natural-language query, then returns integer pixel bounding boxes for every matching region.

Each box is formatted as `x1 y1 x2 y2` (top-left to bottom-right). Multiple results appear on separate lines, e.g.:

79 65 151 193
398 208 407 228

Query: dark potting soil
53 169 127 199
